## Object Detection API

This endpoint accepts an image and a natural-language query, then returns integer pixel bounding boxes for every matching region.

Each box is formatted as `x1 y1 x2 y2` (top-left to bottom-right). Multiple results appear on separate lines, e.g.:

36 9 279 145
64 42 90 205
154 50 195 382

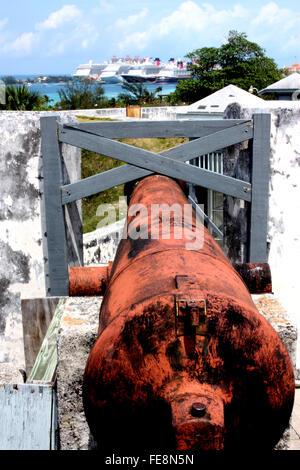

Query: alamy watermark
96 196 205 251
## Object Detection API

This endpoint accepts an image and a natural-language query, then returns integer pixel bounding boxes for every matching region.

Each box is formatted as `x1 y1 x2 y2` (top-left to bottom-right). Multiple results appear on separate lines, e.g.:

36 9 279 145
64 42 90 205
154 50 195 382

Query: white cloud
2 31 37 55
115 8 149 30
0 18 8 47
45 21 99 56
1 1 299 66
252 2 300 33
0 18 8 30
249 1 300 56
36 5 82 31
0 5 98 57
157 1 248 36
34 5 99 55
95 0 116 13
119 31 149 52
281 32 300 51
118 1 250 51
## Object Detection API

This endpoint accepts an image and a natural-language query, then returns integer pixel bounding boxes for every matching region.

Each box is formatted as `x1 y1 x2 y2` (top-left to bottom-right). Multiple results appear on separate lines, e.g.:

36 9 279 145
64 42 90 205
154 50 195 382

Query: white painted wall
0 111 80 371
225 102 300 374
58 106 186 121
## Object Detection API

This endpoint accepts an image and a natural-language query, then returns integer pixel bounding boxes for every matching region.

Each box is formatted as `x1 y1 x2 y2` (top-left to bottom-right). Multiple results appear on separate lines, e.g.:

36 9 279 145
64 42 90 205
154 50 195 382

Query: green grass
77 116 188 233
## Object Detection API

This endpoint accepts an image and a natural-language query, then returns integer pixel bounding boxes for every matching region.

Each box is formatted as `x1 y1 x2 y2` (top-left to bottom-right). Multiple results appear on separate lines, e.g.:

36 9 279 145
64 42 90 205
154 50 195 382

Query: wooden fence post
248 114 271 262
40 116 69 296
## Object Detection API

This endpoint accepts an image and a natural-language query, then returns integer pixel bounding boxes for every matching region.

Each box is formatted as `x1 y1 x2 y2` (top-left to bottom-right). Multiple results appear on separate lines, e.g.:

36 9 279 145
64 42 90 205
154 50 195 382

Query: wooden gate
40 114 271 296
126 105 141 118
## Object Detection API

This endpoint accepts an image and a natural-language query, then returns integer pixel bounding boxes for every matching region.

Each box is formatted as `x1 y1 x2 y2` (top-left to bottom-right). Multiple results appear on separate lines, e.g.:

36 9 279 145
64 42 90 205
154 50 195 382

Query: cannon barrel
82 174 294 451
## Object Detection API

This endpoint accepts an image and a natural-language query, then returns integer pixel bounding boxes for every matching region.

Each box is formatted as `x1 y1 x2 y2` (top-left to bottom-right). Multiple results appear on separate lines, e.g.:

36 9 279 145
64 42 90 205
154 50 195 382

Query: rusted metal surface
69 266 108 296
83 175 294 451
234 262 272 294
175 275 207 337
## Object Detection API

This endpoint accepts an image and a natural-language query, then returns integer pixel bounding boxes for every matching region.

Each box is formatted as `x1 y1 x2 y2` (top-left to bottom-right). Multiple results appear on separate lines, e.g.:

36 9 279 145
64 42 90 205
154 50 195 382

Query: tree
168 31 283 104
0 85 49 110
56 80 107 109
117 82 162 105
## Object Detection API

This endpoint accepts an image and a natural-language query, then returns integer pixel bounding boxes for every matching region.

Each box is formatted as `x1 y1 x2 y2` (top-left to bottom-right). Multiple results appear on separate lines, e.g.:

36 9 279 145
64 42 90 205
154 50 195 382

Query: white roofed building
258 73 300 100
176 84 265 120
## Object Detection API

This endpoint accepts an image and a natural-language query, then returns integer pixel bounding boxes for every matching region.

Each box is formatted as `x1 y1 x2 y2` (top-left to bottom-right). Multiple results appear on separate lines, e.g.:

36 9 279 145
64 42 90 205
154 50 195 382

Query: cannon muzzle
82 175 294 451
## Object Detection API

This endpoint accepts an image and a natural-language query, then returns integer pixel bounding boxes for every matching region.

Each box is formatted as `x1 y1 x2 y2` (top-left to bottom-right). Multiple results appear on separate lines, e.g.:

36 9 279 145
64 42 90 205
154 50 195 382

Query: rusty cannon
79 174 294 451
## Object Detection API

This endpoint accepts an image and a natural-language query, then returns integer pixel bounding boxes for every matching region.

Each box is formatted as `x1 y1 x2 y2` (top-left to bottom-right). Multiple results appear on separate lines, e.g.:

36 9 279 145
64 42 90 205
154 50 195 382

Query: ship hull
100 74 124 84
121 74 158 84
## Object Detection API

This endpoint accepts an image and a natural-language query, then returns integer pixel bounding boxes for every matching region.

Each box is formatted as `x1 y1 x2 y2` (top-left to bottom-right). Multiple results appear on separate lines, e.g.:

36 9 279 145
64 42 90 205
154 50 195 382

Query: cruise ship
121 58 192 84
74 57 192 84
99 63 136 84
74 57 146 82
154 60 192 84
120 58 164 84
74 60 107 80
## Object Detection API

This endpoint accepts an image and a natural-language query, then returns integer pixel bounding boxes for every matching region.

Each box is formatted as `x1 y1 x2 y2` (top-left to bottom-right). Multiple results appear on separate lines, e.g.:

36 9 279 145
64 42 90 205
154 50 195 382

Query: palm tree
2 85 49 110
117 82 162 105
57 80 106 110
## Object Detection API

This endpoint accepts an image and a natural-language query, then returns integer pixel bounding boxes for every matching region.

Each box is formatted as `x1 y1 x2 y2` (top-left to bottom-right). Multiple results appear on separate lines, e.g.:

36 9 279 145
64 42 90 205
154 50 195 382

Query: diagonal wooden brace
59 123 252 203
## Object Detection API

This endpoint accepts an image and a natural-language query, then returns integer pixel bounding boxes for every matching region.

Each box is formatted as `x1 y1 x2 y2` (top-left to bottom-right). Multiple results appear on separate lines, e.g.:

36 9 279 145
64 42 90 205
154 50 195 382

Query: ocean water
3 77 177 105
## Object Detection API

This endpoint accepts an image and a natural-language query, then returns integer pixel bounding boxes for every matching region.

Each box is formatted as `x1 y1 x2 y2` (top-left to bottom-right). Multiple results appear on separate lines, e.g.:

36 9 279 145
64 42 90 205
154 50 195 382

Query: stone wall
83 219 125 265
224 102 300 374
0 111 81 373
54 106 187 121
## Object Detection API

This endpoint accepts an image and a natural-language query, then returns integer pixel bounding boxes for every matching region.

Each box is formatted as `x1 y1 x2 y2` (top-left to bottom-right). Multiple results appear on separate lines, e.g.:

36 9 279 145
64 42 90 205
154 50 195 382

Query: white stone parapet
224 101 300 377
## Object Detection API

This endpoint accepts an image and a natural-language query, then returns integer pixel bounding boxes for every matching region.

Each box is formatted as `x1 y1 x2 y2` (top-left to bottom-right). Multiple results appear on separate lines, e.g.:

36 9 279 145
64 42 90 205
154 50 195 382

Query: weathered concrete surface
252 294 297 371
0 362 24 385
83 219 125 265
0 111 81 372
56 296 102 450
253 293 298 451
225 102 300 377
56 293 295 450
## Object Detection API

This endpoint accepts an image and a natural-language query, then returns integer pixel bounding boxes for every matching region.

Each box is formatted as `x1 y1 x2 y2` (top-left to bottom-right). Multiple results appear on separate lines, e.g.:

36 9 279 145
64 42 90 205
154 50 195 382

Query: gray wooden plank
21 297 61 377
60 142 83 267
62 119 250 138
64 201 83 267
248 114 271 262
60 123 253 203
0 384 53 450
61 127 252 201
41 116 69 296
63 164 148 202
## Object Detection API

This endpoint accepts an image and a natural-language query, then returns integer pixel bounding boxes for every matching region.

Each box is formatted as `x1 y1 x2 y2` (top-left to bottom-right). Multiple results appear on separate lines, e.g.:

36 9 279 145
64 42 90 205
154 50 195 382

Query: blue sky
0 0 300 74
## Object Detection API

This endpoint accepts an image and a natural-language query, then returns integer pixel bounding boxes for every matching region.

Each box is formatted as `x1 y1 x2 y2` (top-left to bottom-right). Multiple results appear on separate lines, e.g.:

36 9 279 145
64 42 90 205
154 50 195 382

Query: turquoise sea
2 75 177 105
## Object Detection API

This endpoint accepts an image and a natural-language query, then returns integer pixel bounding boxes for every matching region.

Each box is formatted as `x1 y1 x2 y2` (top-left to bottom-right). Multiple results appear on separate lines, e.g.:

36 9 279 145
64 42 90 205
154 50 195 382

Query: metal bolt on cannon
69 175 294 451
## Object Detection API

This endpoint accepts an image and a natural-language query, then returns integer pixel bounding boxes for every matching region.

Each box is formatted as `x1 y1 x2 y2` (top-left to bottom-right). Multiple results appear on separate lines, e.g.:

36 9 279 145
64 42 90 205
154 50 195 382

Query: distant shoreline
0 74 73 85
